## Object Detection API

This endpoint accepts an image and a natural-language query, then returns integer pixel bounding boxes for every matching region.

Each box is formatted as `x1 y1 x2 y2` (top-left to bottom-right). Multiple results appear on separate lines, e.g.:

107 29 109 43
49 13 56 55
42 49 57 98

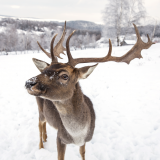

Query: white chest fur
62 118 90 146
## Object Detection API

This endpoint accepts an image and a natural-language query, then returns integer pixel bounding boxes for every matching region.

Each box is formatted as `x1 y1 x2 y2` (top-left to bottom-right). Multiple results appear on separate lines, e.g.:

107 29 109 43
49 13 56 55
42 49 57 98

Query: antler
50 34 58 62
66 24 154 67
53 21 66 59
37 34 58 62
37 21 66 60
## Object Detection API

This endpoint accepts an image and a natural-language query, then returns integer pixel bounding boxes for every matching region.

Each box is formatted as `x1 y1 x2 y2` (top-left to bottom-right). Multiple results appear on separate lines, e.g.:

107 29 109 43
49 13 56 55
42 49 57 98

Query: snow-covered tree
83 32 91 49
4 24 18 52
102 0 146 46
90 34 97 48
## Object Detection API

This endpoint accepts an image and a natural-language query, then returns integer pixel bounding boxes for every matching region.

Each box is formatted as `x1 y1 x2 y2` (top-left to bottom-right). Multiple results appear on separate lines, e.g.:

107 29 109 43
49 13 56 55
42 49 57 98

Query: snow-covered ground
0 44 160 160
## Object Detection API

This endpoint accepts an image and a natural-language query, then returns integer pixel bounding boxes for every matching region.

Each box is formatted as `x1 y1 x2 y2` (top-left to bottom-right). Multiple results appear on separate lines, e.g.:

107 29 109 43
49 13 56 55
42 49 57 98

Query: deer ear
32 58 50 72
78 64 98 80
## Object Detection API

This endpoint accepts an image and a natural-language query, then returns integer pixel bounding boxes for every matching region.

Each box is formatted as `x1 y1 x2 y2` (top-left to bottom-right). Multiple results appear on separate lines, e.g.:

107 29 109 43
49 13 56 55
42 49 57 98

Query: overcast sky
0 0 159 24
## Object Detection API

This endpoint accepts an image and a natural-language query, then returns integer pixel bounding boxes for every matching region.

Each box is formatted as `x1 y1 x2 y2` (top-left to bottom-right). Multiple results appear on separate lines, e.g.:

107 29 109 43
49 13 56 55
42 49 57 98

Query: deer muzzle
25 77 46 96
25 81 37 89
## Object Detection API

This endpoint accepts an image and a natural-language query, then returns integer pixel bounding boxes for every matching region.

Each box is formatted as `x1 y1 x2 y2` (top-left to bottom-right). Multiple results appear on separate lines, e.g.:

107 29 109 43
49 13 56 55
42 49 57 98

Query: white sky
0 0 159 24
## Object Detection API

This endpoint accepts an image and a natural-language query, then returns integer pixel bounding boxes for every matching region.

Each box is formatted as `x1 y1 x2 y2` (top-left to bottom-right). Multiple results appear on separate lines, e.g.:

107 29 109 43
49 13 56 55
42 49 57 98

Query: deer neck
53 83 86 116
52 83 91 146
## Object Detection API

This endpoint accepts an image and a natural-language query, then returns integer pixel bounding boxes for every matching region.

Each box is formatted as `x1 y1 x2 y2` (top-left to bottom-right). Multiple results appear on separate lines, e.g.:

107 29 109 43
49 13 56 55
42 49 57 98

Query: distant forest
0 17 159 54
0 17 101 54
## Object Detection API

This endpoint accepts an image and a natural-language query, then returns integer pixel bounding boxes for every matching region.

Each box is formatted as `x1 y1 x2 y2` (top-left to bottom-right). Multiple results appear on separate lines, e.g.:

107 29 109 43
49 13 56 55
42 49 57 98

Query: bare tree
102 0 127 46
31 34 41 53
17 33 25 53
70 35 78 50
5 24 18 53
24 31 33 53
151 20 157 41
83 32 91 49
121 0 146 45
0 32 6 54
90 34 97 48
102 0 146 46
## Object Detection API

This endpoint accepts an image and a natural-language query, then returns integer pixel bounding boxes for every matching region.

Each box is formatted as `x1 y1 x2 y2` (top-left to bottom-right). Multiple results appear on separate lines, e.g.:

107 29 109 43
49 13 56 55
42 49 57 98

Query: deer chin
27 83 46 96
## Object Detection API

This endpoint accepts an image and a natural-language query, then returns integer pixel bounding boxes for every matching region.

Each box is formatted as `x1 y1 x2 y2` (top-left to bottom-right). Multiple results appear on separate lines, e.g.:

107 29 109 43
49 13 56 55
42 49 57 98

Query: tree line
0 18 101 55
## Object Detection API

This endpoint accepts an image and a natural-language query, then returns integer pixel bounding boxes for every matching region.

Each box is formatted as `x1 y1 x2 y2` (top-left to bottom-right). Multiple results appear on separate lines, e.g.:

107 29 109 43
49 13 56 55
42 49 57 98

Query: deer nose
25 81 37 89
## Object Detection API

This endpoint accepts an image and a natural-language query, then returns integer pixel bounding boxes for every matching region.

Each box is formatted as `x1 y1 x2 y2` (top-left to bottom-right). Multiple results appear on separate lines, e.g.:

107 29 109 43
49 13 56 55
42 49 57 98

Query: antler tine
133 23 141 40
133 24 155 48
147 34 155 45
50 34 58 62
66 30 76 66
133 24 154 44
107 39 112 57
53 21 67 59
147 34 151 42
37 22 66 61
37 41 51 58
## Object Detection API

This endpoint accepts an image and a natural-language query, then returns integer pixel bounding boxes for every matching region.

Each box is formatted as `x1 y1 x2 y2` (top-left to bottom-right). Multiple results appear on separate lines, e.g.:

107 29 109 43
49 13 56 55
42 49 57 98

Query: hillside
0 15 102 31
58 20 102 31
0 15 101 53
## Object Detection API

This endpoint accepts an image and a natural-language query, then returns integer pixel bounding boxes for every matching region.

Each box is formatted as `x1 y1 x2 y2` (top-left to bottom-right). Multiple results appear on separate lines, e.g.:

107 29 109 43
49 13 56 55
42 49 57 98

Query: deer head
25 22 97 101
25 22 154 101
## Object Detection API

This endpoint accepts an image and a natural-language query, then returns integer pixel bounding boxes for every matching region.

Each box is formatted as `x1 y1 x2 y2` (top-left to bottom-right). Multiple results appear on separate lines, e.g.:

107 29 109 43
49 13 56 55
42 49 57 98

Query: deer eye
61 74 68 80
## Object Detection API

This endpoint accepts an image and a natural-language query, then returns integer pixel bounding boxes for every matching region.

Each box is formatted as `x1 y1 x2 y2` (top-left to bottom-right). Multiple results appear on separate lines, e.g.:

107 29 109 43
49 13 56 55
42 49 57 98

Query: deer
25 22 154 160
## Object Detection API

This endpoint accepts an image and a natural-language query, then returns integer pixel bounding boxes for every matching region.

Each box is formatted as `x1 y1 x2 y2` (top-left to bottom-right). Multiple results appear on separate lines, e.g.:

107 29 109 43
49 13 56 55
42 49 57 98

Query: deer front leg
39 119 44 149
42 121 47 142
79 144 85 160
57 137 66 160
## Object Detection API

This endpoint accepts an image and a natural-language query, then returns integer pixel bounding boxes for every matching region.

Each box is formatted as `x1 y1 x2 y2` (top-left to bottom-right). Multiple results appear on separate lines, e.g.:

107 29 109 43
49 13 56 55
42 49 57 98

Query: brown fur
80 144 85 160
57 137 66 160
26 62 96 160
36 83 95 145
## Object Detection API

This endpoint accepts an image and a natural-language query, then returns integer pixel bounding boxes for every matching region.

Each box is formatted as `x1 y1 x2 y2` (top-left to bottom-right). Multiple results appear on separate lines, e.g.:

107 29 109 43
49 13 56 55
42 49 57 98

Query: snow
125 40 136 44
0 44 160 160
